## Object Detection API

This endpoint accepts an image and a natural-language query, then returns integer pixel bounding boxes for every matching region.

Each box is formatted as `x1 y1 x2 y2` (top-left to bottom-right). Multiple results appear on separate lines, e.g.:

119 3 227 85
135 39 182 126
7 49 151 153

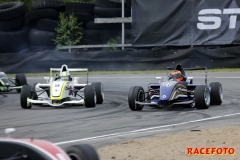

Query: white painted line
27 76 240 79
54 128 170 145
54 112 240 145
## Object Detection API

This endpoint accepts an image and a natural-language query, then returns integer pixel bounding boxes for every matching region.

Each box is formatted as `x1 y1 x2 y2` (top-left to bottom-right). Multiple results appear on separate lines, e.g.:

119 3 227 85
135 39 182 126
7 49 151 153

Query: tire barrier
29 29 56 46
0 2 25 21
31 0 64 11
64 2 94 14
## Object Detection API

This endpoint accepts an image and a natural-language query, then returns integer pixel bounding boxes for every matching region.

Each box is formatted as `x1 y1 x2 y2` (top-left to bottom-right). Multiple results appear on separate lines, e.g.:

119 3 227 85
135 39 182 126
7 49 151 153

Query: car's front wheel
20 85 32 109
128 86 145 111
65 144 99 160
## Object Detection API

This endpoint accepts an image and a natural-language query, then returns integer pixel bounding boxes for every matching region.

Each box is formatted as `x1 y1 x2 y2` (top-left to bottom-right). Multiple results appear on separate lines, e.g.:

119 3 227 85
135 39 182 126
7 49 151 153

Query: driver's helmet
61 71 68 81
170 70 184 82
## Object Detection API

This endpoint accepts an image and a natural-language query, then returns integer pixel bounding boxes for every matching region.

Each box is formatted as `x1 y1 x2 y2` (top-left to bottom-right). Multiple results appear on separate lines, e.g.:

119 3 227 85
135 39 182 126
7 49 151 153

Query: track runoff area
1 72 240 157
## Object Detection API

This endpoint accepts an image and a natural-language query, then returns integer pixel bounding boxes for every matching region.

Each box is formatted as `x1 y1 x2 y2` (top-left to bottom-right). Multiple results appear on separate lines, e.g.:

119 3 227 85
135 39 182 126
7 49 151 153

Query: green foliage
103 36 120 51
53 13 83 48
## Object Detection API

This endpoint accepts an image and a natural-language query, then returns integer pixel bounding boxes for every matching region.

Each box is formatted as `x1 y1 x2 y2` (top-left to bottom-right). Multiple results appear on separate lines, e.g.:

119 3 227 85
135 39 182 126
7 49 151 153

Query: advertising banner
132 0 240 46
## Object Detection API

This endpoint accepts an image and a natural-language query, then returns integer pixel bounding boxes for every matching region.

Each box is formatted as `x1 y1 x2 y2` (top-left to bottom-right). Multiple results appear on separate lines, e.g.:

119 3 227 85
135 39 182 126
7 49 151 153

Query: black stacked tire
20 85 32 109
25 9 59 24
0 2 28 52
15 74 27 93
194 85 210 109
128 86 144 111
91 82 104 104
94 0 122 8
64 2 95 14
36 19 59 32
29 29 56 46
84 85 96 108
209 82 223 105
0 2 25 21
0 16 24 32
65 144 99 160
31 0 64 11
94 7 131 17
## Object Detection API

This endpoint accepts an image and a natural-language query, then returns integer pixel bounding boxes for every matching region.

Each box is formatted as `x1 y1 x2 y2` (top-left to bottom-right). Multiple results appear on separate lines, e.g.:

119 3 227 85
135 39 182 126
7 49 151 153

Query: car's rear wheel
209 82 223 105
194 85 210 109
65 144 99 160
15 73 27 92
91 82 104 104
128 86 144 111
20 85 32 109
84 85 96 108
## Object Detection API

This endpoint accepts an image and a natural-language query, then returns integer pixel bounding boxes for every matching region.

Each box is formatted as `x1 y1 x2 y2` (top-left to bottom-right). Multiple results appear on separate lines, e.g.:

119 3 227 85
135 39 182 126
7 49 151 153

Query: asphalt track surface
1 72 240 150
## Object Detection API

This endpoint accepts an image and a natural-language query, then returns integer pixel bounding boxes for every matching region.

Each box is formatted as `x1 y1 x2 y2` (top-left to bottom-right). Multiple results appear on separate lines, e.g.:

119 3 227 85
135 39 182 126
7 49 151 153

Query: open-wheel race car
128 64 223 111
0 71 27 93
20 64 104 109
0 128 99 160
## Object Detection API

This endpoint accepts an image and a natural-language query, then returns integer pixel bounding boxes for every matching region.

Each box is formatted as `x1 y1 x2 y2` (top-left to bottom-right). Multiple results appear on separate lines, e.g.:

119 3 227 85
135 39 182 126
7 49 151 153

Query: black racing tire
209 82 223 105
65 144 99 160
84 85 96 108
20 85 32 109
36 19 59 32
91 82 104 104
85 21 131 30
94 0 123 8
25 9 59 24
0 16 24 31
94 7 131 18
31 0 65 11
29 29 56 46
194 85 210 109
63 12 94 23
0 26 29 45
15 74 27 93
128 86 144 111
83 30 121 41
0 2 25 21
64 2 94 14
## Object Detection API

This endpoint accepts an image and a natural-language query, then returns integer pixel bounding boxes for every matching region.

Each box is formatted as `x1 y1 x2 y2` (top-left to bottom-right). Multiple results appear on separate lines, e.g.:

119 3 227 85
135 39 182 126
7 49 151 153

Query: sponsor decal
162 95 166 98
162 82 173 87
55 84 60 87
197 8 240 30
187 147 235 156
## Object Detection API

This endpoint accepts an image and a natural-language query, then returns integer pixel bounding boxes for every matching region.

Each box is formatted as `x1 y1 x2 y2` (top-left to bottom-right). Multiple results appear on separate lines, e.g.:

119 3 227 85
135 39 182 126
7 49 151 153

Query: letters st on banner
198 9 240 30
132 0 240 46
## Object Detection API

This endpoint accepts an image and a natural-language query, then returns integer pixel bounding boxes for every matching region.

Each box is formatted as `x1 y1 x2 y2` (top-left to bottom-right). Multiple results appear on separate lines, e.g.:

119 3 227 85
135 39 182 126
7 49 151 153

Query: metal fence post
122 0 125 50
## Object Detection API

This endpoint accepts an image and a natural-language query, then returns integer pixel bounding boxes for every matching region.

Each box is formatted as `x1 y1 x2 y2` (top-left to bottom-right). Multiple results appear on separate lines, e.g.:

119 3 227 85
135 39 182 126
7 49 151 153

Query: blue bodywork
148 79 204 108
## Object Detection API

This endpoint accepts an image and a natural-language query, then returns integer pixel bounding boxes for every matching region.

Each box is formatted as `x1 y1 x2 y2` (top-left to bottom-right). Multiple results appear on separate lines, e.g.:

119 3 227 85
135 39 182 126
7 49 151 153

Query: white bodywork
27 65 89 107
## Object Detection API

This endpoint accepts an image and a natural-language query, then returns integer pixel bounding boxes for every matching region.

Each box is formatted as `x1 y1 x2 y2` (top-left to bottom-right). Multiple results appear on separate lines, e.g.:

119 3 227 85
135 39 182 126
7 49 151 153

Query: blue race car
128 64 223 111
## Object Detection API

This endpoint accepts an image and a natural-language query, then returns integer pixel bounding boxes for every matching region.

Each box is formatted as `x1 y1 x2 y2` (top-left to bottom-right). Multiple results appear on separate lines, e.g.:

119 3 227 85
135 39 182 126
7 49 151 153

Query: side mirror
156 77 161 83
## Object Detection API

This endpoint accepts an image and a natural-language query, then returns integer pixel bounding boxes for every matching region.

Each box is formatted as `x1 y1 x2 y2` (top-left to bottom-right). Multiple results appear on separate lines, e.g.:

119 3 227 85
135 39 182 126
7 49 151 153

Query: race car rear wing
167 67 208 85
50 68 89 84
